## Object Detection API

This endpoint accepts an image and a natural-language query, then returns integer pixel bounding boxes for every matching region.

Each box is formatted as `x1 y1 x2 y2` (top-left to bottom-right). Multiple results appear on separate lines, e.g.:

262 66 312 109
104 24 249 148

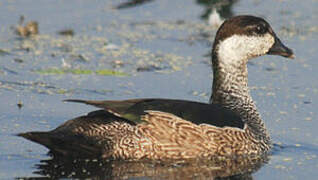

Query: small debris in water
192 91 199 96
14 58 24 63
104 43 119 50
265 67 276 72
266 92 275 96
111 60 124 68
62 58 71 68
275 165 286 170
69 54 89 62
0 49 10 56
14 15 39 37
305 117 312 121
17 101 23 109
283 158 292 162
298 94 306 98
58 29 75 36
137 64 164 72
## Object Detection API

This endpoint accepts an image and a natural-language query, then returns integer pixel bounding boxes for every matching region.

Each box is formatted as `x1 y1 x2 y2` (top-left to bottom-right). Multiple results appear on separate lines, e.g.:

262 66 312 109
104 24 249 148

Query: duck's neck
210 53 271 143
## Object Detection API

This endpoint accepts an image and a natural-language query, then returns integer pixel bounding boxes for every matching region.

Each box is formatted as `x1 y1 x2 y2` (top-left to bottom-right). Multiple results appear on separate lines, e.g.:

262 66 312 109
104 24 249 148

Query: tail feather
63 99 88 104
18 132 53 148
64 99 105 109
63 98 140 112
17 131 101 157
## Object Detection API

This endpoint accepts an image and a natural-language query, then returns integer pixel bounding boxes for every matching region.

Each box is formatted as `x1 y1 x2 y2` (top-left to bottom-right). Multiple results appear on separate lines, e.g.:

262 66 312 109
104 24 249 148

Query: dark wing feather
65 98 244 129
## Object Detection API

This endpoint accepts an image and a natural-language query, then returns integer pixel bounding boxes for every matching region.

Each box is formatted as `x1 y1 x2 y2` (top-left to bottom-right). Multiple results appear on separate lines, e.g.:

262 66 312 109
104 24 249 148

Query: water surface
0 0 318 179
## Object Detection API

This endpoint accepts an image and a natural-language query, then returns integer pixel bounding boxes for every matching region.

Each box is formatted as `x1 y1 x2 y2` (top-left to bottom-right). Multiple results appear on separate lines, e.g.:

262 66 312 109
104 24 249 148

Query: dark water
0 0 318 179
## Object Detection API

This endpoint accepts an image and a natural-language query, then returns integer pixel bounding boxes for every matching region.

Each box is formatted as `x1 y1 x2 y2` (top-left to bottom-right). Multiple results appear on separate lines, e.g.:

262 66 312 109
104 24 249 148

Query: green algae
33 68 128 76
95 69 128 76
70 69 92 75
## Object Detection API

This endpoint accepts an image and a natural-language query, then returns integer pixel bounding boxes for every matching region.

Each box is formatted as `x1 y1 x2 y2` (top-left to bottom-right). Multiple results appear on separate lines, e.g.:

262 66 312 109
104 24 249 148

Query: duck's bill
267 37 295 59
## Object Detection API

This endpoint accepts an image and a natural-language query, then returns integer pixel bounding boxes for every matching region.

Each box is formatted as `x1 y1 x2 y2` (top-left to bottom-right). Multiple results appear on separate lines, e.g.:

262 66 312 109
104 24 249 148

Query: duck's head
212 15 294 66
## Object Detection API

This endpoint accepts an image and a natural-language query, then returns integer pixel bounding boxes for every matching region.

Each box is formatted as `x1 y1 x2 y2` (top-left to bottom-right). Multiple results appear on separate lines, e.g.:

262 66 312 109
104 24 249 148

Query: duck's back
19 99 244 159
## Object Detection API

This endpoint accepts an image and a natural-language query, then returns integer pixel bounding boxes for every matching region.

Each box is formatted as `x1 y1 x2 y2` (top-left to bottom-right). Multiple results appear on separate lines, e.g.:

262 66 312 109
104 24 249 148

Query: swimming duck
19 15 294 160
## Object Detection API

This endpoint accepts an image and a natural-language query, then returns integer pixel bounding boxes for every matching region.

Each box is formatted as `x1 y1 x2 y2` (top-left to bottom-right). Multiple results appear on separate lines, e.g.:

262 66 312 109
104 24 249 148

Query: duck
18 15 294 160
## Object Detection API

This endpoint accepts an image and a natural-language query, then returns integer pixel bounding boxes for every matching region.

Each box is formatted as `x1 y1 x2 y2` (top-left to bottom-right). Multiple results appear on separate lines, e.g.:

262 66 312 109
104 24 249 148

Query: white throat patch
217 33 275 67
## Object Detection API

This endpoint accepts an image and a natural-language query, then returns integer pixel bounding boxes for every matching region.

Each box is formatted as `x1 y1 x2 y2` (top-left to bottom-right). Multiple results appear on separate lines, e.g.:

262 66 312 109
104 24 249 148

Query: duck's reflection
20 153 269 179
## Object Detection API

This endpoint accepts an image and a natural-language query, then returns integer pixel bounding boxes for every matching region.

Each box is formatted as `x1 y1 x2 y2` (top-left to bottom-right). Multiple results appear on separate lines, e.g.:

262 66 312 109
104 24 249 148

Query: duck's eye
255 25 266 34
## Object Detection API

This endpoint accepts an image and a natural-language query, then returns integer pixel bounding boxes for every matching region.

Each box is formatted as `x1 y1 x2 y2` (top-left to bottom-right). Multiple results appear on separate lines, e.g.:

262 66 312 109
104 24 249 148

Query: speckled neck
210 50 271 145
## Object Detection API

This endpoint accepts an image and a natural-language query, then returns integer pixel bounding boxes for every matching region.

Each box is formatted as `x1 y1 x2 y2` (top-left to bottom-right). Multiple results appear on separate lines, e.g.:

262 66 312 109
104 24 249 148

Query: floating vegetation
95 69 128 76
69 54 89 62
0 80 113 96
0 49 10 56
58 29 75 36
14 15 39 37
13 58 24 63
56 89 69 94
33 68 129 76
136 64 164 72
103 43 119 50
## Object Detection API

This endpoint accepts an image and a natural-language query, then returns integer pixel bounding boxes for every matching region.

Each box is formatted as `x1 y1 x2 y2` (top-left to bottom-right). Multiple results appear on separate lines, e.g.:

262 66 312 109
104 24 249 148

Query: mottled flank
46 110 268 160
127 111 267 160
